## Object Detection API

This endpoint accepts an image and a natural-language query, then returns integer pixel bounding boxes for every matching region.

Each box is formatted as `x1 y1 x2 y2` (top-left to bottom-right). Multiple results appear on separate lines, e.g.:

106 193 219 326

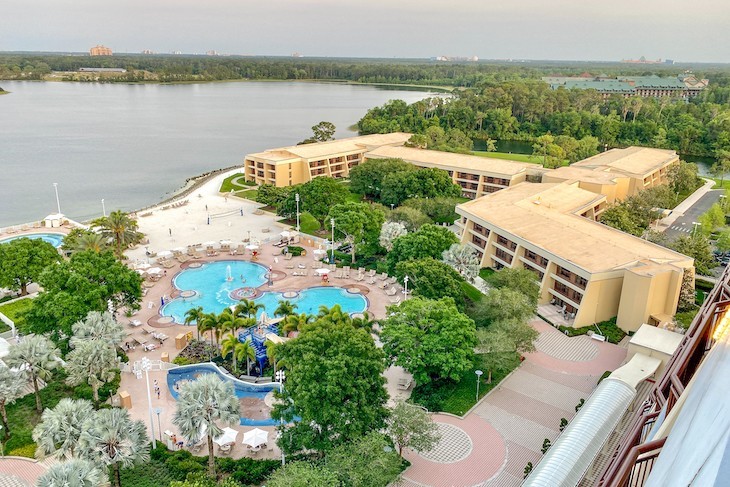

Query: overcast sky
2 0 728 62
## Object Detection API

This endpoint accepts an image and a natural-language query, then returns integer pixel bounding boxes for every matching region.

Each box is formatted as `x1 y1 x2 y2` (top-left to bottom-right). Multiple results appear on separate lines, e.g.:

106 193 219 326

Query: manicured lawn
0 297 33 333
278 212 321 236
472 151 542 164
219 173 255 193
711 178 730 190
675 308 700 329
479 268 495 281
557 317 626 344
238 189 259 200
461 281 483 302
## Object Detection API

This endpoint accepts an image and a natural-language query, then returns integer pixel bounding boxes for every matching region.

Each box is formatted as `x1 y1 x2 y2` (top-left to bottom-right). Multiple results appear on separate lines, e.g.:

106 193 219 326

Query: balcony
549 283 582 307
471 235 487 249
494 248 513 265
495 235 517 252
523 249 548 269
555 266 588 290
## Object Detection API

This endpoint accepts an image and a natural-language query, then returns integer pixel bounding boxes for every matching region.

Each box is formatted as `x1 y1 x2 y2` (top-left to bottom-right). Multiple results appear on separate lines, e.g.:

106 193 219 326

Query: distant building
141 49 155 55
171 51 182 55
78 67 126 73
89 45 112 56
621 56 663 64
206 50 219 56
543 72 709 99
432 55 479 62
291 52 303 58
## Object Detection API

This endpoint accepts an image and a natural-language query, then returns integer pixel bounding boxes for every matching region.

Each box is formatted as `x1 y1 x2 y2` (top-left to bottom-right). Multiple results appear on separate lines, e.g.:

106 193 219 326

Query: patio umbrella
220 239 232 245
135 269 147 275
203 241 217 247
315 268 330 275
213 427 239 446
280 231 290 238
242 428 268 448
246 244 259 250
172 247 186 253
157 250 173 258
147 267 163 275
136 262 151 270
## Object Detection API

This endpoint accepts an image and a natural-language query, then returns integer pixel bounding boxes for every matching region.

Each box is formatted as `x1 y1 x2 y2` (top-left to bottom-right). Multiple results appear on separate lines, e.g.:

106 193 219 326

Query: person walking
154 379 161 399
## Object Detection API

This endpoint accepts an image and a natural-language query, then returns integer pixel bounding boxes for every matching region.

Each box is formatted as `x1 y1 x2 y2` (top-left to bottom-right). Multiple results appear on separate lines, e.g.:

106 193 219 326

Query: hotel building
456 182 693 332
89 45 113 56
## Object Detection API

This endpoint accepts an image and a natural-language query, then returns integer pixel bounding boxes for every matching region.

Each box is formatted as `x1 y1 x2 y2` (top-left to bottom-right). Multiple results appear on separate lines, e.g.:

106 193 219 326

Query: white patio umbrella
246 244 259 250
315 268 330 275
242 428 268 448
147 267 163 275
220 239 232 245
213 427 239 446
203 241 217 247
280 231 290 238
136 262 151 270
172 247 186 253
157 250 173 258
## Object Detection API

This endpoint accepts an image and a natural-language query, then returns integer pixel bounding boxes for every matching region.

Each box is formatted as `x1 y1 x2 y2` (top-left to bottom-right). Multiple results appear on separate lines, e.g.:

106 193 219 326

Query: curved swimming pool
0 232 65 248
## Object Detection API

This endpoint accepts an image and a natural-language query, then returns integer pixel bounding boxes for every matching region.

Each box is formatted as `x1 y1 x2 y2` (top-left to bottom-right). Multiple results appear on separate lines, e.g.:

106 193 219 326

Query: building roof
571 147 678 177
246 133 411 163
623 75 686 89
457 183 692 274
544 165 621 186
629 324 684 356
364 145 531 176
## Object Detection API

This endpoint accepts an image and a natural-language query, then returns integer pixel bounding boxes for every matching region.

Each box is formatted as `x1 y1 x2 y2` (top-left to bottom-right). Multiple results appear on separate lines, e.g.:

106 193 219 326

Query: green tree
169 473 240 487
78 408 149 487
272 319 388 454
90 210 143 259
326 202 385 262
532 134 565 168
349 158 415 200
37 459 109 487
65 340 119 406
325 432 403 487
403 197 461 224
69 311 126 348
25 251 142 339
257 184 293 208
266 461 340 487
477 320 537 383
711 150 730 186
281 312 314 335
299 121 336 144
0 237 60 295
716 230 730 253
379 221 408 251
61 228 110 255
198 312 224 347
184 306 205 337
394 258 465 303
220 334 253 374
380 297 477 384
386 401 441 457
670 234 714 275
234 298 264 320
387 206 432 231
278 177 350 221
274 300 297 317
599 203 643 236
5 335 60 413
33 398 95 460
386 224 459 273
469 287 535 328
0 365 27 439
668 161 700 195
172 374 240 477
380 168 461 207
486 267 540 308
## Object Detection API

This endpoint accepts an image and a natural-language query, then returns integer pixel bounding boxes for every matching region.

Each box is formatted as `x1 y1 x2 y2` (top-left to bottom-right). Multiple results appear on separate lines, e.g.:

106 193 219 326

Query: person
177 440 184 449
171 434 177 448
154 380 160 399
205 204 208 211
168 228 172 236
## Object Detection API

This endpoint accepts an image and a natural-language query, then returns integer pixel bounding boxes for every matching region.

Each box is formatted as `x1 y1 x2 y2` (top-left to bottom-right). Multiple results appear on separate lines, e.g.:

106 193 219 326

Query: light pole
475 370 483 401
153 407 163 443
275 370 286 466
295 193 300 232
330 218 335 264
692 221 700 236
403 275 410 298
139 357 157 449
52 183 61 214
101 198 106 217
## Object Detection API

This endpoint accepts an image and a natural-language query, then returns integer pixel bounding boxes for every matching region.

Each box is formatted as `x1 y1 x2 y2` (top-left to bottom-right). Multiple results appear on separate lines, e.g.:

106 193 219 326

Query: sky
1 0 729 62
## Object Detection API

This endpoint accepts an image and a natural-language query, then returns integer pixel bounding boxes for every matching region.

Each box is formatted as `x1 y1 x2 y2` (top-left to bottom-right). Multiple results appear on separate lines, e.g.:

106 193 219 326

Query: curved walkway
0 457 48 486
400 318 627 487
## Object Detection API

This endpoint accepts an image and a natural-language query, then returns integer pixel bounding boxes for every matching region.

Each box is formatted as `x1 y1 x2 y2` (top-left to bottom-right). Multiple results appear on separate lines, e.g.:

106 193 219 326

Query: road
663 190 724 239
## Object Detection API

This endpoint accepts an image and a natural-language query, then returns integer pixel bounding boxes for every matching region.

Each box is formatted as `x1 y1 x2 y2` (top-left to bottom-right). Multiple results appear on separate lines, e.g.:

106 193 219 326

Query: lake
0 81 432 227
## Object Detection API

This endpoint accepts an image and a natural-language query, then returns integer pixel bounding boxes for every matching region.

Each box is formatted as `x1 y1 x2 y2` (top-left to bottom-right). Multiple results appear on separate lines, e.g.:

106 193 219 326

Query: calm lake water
0 81 431 227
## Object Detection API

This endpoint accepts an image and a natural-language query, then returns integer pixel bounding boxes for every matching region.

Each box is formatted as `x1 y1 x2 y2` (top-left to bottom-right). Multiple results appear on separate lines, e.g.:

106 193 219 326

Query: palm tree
6 335 60 413
72 232 109 254
78 408 149 487
274 300 297 318
264 339 283 374
317 304 349 324
219 309 250 337
281 313 314 335
64 340 119 406
70 311 126 348
33 398 95 460
184 306 204 338
442 243 479 282
37 459 109 487
198 312 221 347
0 365 27 439
235 299 264 319
91 210 143 259
220 334 244 374
172 374 240 477
351 311 378 332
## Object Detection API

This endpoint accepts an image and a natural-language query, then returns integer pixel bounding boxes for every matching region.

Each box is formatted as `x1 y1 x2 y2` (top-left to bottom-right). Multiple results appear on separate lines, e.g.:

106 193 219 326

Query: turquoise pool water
0 232 64 248
161 261 368 323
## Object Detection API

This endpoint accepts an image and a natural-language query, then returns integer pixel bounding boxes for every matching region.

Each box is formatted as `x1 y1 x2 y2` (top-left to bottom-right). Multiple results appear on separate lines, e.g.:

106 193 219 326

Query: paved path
663 190 723 238
399 318 627 487
0 458 48 487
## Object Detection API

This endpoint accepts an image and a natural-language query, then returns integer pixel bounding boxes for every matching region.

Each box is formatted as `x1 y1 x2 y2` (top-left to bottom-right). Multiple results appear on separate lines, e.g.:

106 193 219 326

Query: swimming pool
167 363 281 426
0 232 65 248
161 261 368 323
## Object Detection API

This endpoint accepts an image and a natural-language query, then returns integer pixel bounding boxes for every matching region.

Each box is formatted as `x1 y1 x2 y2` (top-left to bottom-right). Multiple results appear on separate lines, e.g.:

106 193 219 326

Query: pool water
161 261 368 323
0 232 65 248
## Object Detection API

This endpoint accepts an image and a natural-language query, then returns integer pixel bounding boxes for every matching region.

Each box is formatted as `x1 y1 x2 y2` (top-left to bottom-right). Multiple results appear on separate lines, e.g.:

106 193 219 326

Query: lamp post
138 357 157 449
330 218 335 264
475 370 483 402
101 198 106 217
153 407 163 443
403 275 409 298
275 370 286 466
52 183 61 214
295 193 300 232
692 221 700 236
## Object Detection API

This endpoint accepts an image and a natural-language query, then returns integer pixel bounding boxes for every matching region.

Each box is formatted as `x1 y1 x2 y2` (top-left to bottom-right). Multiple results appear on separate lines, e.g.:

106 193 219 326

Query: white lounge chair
385 287 397 296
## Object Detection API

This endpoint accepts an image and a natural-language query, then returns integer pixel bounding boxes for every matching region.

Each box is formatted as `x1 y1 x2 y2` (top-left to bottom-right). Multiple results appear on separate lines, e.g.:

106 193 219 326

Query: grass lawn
0 297 34 333
675 307 700 329
219 172 255 193
278 212 321 236
557 317 626 344
238 189 259 200
479 268 495 281
472 151 542 164
711 178 730 190
461 281 483 302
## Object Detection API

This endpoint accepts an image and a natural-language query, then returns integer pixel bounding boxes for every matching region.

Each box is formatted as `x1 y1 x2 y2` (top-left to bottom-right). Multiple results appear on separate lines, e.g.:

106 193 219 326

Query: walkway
399 318 627 487
0 457 48 487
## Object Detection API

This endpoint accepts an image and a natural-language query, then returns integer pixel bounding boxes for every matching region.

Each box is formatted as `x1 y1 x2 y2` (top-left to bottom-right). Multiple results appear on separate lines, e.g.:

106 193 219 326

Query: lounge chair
299 270 308 277
355 274 365 282
386 276 397 284
334 270 343 279
192 251 204 259
389 296 401 305
284 253 293 260
368 277 377 285
397 378 412 390
367 269 376 277
378 272 389 281
162 260 175 269
385 287 397 296
286 263 295 269
379 280 389 289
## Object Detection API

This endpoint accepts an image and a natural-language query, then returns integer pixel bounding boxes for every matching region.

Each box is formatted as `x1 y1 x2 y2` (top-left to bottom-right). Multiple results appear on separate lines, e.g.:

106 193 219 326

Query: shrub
8 443 37 458
173 356 196 366
286 246 306 257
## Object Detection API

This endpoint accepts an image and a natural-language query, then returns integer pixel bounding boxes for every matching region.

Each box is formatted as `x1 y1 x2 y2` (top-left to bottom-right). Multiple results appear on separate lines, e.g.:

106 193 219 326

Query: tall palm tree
70 311 126 348
184 306 204 338
264 339 283 375
37 459 109 487
198 312 221 347
220 334 244 374
91 210 143 259
78 408 149 487
0 365 27 439
442 243 479 282
235 299 264 319
219 309 250 337
274 300 297 318
33 398 95 460
351 311 378 332
6 335 60 413
281 313 314 335
172 374 240 477
64 340 119 407
71 232 109 254
317 304 349 325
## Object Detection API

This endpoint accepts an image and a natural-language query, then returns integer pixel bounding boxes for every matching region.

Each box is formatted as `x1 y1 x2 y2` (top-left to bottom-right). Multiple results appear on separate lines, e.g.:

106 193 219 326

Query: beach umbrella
280 231 290 238
172 247 186 252
242 428 268 448
220 239 232 245
315 268 330 275
213 427 239 446
136 262 151 270
203 241 217 247
158 250 173 258
147 267 163 275
246 244 259 250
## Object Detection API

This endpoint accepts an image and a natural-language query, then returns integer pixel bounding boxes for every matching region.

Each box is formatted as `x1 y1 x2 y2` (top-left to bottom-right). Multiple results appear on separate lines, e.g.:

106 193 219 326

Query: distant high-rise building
141 49 155 55
206 50 219 56
171 51 182 55
89 45 112 56
291 52 303 58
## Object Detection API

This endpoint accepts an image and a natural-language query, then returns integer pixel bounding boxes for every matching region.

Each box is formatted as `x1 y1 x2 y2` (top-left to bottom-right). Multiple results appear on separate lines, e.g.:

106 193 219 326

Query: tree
69 311 126 348
387 206 432 231
274 300 297 317
386 224 459 273
78 408 149 487
90 210 143 259
386 401 441 457
256 184 292 208
37 459 109 487
61 229 110 255
0 365 27 439
25 251 142 339
486 267 540 309
379 221 407 251
349 158 415 200
380 168 461 207
184 306 205 337
266 461 340 487
33 398 95 460
299 121 336 145
278 177 350 221
198 312 223 347
677 269 696 312
0 237 60 295
469 287 535 328
403 197 461 224
281 312 314 335
380 297 477 384
600 203 643 236
5 335 60 413
234 298 264 320
169 473 241 487
394 258 465 303
532 134 565 168
670 234 714 275
717 230 730 253
326 202 385 262
711 150 730 186
477 320 538 383
172 373 240 477
272 319 388 454
65 340 119 406
220 334 251 374
668 161 700 195
442 243 480 282
325 432 403 487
